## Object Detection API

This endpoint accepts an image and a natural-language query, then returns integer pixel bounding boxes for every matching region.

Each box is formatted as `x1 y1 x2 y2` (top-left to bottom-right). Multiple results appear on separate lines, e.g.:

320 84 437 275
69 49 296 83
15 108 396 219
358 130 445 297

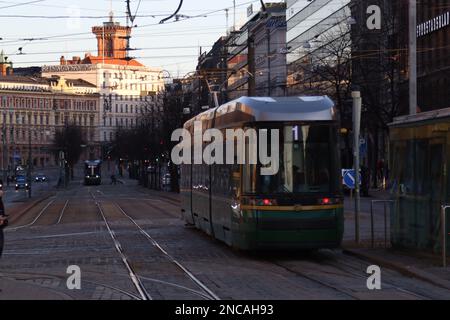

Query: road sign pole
352 90 362 244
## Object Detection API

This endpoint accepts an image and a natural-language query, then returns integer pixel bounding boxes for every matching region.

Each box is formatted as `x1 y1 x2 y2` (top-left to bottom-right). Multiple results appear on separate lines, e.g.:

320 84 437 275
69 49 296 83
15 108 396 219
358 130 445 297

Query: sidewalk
343 188 450 291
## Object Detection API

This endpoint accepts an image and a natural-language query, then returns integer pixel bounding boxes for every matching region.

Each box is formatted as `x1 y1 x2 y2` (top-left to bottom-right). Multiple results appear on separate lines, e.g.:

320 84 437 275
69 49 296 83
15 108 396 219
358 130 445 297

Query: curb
7 193 54 225
343 248 450 291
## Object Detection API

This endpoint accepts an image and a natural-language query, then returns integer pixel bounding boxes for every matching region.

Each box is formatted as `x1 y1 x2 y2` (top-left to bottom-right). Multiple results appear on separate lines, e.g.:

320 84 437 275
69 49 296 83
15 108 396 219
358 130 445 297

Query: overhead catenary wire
0 0 440 81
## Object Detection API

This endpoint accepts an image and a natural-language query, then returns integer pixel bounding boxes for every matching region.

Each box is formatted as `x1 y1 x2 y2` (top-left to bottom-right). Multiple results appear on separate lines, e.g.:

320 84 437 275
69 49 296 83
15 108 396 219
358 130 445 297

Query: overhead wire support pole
409 0 417 115
233 0 236 31
1 113 7 185
352 89 362 244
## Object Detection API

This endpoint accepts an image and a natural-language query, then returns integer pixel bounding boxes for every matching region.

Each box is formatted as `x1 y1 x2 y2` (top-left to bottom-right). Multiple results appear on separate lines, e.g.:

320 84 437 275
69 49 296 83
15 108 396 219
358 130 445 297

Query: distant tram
84 160 102 186
180 96 344 250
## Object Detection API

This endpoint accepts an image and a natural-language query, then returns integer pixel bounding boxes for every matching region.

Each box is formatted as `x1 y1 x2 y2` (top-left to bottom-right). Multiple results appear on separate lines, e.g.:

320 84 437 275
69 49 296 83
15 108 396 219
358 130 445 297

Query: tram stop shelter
389 108 450 254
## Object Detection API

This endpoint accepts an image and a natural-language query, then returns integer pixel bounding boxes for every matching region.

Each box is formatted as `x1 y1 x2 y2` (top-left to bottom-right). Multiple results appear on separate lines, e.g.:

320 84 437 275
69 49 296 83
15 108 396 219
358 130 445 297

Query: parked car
15 176 29 191
35 174 48 183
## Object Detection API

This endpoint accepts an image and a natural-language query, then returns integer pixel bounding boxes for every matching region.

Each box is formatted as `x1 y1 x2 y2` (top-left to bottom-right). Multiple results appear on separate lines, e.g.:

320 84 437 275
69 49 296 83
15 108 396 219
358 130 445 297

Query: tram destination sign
417 11 450 38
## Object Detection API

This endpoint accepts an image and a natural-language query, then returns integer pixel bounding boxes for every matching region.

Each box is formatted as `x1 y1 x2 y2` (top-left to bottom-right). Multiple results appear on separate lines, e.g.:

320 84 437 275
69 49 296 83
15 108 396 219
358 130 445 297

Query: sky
0 0 283 78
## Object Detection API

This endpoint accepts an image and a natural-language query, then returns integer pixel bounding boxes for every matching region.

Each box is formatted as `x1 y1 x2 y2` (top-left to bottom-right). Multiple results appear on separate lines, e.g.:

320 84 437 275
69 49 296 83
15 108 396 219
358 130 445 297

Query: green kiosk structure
390 108 450 254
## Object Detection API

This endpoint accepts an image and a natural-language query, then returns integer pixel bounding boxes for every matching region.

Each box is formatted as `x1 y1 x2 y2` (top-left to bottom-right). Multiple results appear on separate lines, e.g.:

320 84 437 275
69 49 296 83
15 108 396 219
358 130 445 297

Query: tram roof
390 107 450 127
184 96 337 128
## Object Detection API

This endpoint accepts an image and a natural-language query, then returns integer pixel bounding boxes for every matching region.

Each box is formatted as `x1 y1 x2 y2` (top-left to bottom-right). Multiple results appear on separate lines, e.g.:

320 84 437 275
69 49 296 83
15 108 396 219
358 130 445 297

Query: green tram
180 96 344 250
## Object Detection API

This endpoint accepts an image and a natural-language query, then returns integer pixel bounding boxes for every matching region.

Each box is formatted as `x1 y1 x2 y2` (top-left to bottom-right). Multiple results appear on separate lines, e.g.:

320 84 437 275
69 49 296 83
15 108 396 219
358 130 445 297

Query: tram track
272 260 361 300
0 271 141 300
56 200 69 225
113 202 220 300
7 198 57 232
320 253 433 300
90 192 152 300
90 191 219 301
270 251 432 300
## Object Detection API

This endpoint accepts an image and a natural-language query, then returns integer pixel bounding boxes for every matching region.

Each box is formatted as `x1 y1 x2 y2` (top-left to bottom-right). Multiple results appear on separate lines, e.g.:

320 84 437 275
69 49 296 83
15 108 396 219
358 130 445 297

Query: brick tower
92 12 131 59
0 50 13 76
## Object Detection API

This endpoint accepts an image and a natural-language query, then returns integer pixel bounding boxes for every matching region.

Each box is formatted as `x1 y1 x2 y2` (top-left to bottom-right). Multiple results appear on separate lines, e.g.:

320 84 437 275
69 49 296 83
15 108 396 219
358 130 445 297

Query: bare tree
53 124 85 180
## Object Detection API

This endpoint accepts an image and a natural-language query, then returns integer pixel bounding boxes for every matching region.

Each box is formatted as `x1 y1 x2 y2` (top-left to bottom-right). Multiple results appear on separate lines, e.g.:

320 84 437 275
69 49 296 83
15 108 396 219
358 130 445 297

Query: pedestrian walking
0 180 8 259
111 174 117 185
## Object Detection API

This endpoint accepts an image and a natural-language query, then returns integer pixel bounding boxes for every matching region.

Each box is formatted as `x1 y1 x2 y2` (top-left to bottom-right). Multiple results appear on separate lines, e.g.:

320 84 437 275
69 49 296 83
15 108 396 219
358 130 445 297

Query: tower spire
109 0 114 23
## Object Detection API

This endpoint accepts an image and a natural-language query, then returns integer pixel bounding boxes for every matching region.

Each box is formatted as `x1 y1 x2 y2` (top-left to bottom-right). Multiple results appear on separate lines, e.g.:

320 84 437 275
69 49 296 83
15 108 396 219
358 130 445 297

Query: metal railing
441 205 450 268
370 200 395 249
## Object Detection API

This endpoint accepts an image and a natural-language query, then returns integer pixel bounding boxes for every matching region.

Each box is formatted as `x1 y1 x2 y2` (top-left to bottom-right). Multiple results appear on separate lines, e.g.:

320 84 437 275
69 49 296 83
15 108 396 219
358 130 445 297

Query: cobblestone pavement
1 182 449 300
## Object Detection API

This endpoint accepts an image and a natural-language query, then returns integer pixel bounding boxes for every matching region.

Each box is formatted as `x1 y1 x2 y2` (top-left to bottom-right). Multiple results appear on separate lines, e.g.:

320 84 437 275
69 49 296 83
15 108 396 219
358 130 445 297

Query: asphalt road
0 181 449 300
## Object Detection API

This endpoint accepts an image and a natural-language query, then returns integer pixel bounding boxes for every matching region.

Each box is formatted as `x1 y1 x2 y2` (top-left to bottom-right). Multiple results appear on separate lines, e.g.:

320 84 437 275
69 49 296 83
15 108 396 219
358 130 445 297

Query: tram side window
243 137 256 194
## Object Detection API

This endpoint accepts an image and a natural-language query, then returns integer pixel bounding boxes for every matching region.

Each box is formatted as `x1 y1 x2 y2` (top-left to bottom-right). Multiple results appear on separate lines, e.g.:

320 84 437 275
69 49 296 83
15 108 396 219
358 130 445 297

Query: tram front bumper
235 208 344 250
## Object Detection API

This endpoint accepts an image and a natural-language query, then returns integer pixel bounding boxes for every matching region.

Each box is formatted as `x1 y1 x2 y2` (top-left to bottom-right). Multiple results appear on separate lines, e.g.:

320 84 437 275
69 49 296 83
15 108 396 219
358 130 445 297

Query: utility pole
248 35 256 96
59 150 65 188
267 27 271 97
9 115 14 186
233 0 236 31
27 129 32 198
1 112 7 185
225 8 229 35
409 0 417 115
352 89 362 244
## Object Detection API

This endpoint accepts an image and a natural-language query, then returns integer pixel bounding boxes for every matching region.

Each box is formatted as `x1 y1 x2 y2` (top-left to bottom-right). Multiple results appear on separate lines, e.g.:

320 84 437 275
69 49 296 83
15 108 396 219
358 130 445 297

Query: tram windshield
244 124 340 194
